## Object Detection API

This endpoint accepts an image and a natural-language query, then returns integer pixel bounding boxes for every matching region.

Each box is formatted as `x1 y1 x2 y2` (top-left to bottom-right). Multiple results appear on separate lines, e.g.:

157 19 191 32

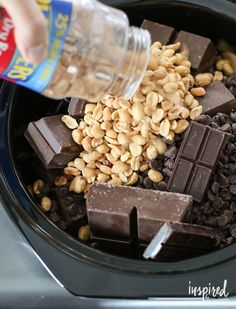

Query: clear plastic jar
42 0 151 101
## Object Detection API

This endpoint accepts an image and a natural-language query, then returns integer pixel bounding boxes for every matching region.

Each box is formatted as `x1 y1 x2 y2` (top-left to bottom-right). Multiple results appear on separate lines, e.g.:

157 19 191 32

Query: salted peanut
61 115 78 129
40 196 52 212
67 161 75 167
132 135 146 145
129 143 142 157
54 176 68 187
152 66 167 80
131 102 145 123
191 87 206 97
119 172 128 183
102 107 112 121
109 144 125 156
132 90 146 103
97 172 110 183
112 161 129 174
223 62 234 76
160 119 170 137
190 105 203 120
104 136 119 145
144 104 156 116
141 81 155 94
81 136 93 152
190 99 199 109
158 56 174 68
161 100 173 111
214 70 224 81
223 51 236 71
129 156 140 171
105 152 117 164
185 93 195 106
86 151 103 162
74 158 85 171
146 91 160 106
168 73 178 83
175 65 190 77
106 129 117 139
162 48 175 57
69 176 87 193
113 99 120 109
163 82 178 93
165 41 181 51
82 167 96 178
96 144 110 154
157 75 169 86
152 137 167 155
90 123 105 139
84 114 96 126
152 108 165 123
117 133 129 145
119 99 131 109
91 138 103 148
101 121 112 130
126 172 139 186
180 107 190 119
150 120 160 134
148 170 163 183
165 130 175 141
78 120 87 130
174 119 189 134
86 161 96 169
216 59 228 71
33 179 44 194
109 148 119 160
195 73 213 87
180 60 191 68
120 151 130 162
140 162 149 172
111 110 119 121
170 120 178 131
64 166 80 176
78 225 90 241
174 53 184 65
92 105 103 121
84 104 96 114
99 165 112 175
109 175 123 186
118 109 132 122
140 122 150 138
72 129 83 145
146 144 158 160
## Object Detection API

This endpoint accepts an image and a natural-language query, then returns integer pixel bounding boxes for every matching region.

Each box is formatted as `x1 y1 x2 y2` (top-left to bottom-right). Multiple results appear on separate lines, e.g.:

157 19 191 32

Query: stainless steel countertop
1 202 236 308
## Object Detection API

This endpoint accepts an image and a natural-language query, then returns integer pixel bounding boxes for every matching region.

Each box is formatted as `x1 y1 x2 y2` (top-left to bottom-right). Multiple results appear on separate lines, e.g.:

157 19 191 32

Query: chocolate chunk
217 215 228 227
25 115 82 169
175 31 216 72
198 81 236 116
68 98 91 118
141 19 177 45
52 187 87 235
229 185 236 195
229 174 236 184
168 122 229 202
143 222 221 261
87 183 192 243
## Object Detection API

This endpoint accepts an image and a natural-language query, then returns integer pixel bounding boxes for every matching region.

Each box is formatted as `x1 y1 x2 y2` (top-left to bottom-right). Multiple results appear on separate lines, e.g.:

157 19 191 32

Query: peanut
148 170 163 183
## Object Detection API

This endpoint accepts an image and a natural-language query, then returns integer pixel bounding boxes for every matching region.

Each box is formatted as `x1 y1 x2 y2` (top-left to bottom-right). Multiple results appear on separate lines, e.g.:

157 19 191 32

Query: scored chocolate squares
68 97 92 118
143 222 221 261
25 115 82 169
168 122 230 202
86 183 192 243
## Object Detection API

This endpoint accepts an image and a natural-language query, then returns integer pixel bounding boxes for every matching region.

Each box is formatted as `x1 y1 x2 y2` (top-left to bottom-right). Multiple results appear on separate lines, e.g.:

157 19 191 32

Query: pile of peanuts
57 40 216 195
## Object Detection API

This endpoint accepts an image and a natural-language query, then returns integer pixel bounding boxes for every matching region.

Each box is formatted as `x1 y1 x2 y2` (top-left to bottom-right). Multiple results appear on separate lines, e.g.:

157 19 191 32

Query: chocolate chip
229 174 236 184
143 177 153 189
223 210 234 220
163 168 172 177
212 197 223 209
232 123 236 133
220 123 231 132
220 188 231 201
155 181 167 191
230 201 236 211
218 173 229 187
165 146 177 159
230 112 236 122
164 159 174 170
217 215 228 227
229 185 236 195
210 122 219 129
231 227 236 238
211 181 220 194
50 212 61 223
207 190 215 202
196 114 212 126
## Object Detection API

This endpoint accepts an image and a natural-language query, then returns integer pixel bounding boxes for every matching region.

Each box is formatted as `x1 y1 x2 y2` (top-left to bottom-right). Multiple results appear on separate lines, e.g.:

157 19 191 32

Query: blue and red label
0 0 72 92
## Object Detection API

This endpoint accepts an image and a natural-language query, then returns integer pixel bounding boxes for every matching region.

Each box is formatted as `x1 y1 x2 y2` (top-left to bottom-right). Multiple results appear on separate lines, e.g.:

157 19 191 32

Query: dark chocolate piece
87 183 192 243
198 81 236 116
25 115 82 169
175 30 216 72
141 19 177 45
52 187 87 236
68 98 90 118
168 122 229 202
143 222 221 261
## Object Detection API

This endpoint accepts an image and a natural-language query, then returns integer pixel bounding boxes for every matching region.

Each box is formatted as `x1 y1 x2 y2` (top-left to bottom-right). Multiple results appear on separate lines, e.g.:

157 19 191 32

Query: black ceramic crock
1 0 236 298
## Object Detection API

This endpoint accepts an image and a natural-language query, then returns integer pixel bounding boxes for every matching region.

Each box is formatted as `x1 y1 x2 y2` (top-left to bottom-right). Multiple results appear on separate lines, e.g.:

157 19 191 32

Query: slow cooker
1 0 236 300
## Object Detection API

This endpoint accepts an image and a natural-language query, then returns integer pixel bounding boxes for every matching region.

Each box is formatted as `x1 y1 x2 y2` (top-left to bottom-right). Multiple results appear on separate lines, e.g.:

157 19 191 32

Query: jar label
0 0 72 92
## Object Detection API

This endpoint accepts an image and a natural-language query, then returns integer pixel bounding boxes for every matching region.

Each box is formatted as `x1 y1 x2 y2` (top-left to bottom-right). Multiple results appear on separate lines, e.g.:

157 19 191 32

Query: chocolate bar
86 183 192 243
52 186 87 236
143 222 221 261
168 122 229 202
25 115 82 169
141 19 177 45
175 30 216 72
68 98 89 118
198 81 236 115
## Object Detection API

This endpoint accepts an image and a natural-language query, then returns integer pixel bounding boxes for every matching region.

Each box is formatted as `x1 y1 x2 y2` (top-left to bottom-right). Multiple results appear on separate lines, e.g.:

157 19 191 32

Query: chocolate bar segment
141 19 177 45
168 122 229 202
86 183 192 243
143 222 221 261
52 186 87 236
25 115 82 169
68 98 89 118
175 30 216 72
198 81 236 115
